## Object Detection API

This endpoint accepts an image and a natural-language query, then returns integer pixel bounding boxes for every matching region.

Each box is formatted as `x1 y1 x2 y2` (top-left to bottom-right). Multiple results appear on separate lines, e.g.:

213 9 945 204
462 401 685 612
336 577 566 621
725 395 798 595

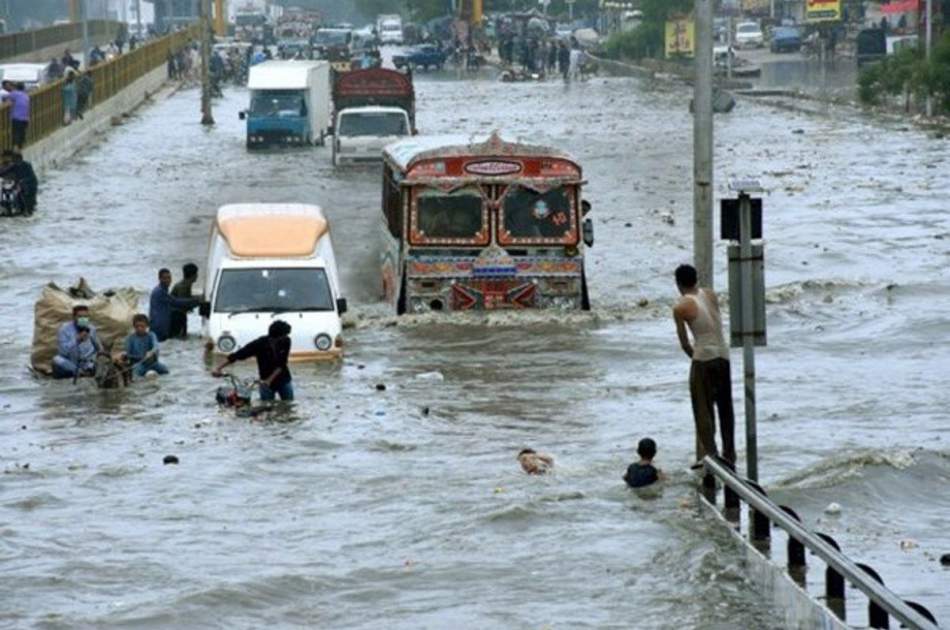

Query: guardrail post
815 532 846 621
857 563 889 628
701 472 717 504
779 506 806 586
746 480 770 542
905 601 938 625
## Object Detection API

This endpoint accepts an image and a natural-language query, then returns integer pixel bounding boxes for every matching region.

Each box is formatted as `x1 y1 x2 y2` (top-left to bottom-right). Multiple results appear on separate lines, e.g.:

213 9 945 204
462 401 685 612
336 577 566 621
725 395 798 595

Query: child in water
123 314 168 378
518 448 554 475
624 438 666 488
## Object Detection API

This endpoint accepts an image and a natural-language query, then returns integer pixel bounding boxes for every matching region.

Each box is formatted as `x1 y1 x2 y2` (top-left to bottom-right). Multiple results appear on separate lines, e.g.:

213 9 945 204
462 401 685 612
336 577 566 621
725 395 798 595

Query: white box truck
240 60 331 149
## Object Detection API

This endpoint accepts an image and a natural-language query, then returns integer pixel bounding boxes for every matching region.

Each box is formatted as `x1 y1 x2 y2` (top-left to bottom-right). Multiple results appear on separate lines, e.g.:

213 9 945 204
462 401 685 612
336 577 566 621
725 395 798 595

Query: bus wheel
581 274 591 311
397 273 407 315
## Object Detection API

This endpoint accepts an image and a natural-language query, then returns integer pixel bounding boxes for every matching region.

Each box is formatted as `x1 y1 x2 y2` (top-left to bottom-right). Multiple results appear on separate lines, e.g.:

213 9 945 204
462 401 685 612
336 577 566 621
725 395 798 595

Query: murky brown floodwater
1 62 948 628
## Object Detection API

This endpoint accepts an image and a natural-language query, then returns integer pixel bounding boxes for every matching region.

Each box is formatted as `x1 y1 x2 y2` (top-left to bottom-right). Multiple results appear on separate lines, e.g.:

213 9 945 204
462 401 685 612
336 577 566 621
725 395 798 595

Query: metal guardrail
701 456 940 630
0 21 122 61
0 25 200 152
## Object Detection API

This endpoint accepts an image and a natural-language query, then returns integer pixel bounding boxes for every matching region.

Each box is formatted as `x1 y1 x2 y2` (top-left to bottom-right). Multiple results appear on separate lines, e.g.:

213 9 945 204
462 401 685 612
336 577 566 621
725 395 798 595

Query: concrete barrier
23 64 172 173
699 497 849 630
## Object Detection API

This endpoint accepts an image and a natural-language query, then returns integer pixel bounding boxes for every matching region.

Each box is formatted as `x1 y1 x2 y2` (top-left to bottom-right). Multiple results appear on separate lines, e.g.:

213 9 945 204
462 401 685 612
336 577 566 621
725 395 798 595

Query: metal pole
770 0 776 20
136 0 142 36
81 0 90 69
726 16 733 80
739 192 757 482
200 0 214 125
925 0 933 117
693 0 714 288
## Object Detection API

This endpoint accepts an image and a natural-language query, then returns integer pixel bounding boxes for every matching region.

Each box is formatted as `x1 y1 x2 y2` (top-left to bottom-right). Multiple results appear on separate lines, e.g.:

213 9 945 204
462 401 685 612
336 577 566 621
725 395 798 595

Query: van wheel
397 272 407 315
581 273 591 311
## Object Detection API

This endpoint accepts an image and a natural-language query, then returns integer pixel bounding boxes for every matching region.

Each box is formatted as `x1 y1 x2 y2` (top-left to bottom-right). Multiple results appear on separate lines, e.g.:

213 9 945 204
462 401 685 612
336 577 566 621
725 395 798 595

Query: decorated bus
380 132 594 314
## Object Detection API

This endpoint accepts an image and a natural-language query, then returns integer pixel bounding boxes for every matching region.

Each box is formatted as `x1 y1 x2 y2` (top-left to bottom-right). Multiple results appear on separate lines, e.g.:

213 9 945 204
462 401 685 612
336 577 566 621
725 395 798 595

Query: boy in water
518 448 554 475
123 314 168 377
624 438 666 489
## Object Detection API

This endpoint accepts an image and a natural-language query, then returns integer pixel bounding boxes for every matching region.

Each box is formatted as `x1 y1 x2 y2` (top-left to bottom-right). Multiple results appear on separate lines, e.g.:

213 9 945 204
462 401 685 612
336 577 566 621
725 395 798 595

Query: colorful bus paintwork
380 133 594 314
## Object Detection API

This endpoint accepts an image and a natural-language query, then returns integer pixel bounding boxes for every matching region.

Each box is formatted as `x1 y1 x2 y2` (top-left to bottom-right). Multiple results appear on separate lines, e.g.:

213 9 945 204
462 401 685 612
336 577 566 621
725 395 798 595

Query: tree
604 0 692 61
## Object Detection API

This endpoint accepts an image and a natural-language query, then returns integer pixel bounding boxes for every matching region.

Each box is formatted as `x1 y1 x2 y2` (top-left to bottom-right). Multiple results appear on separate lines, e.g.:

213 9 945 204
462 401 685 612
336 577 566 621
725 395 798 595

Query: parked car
770 26 802 53
393 45 446 71
735 22 764 49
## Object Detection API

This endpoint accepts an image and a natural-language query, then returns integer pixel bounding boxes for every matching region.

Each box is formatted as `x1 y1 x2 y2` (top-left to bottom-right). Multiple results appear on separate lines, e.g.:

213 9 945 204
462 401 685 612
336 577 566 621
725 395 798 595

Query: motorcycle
0 178 28 217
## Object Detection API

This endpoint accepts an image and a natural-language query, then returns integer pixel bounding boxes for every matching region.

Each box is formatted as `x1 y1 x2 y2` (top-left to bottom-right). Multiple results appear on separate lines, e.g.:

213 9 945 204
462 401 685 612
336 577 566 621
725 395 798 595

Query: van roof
247 60 327 90
216 204 328 258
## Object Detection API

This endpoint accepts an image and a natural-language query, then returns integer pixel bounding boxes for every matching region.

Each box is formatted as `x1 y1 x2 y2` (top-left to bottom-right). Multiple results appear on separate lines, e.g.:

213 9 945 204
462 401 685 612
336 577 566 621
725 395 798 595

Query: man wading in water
672 264 736 468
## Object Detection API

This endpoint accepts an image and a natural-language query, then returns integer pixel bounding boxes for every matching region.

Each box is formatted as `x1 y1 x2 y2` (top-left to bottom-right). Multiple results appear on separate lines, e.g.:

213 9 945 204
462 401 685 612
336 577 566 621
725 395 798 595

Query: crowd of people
497 32 586 81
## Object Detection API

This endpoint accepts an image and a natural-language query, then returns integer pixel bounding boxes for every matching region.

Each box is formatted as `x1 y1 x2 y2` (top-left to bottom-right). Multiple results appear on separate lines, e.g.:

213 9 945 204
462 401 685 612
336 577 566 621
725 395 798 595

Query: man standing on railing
3 82 30 151
672 264 737 468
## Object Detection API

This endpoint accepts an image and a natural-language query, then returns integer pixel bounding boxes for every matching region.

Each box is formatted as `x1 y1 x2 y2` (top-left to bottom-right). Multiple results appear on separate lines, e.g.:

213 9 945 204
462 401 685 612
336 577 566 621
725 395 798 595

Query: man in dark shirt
624 438 665 489
169 262 199 339
212 320 294 401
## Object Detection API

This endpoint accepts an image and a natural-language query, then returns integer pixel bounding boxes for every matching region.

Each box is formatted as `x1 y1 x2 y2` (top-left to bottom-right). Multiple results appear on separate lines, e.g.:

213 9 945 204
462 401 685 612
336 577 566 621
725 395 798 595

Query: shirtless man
672 264 736 467
517 449 554 475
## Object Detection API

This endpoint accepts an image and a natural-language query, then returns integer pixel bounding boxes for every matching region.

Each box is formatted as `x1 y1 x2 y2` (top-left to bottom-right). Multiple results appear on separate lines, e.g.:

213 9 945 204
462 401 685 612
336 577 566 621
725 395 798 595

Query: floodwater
1 66 948 628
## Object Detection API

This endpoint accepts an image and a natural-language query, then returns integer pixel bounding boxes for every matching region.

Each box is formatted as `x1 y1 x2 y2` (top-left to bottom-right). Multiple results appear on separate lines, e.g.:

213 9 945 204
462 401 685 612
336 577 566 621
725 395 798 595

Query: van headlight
314 334 332 351
217 334 237 352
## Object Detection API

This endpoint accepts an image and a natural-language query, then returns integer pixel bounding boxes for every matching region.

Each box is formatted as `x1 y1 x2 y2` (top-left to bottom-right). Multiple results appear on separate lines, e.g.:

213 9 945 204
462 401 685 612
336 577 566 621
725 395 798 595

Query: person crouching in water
518 448 554 475
52 304 102 379
623 438 666 489
123 314 168 378
212 320 294 401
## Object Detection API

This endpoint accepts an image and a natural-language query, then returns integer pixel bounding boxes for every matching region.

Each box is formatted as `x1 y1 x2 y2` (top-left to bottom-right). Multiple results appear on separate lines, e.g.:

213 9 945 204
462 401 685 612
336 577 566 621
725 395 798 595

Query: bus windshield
250 90 306 117
214 268 334 313
314 30 350 46
414 188 485 241
339 112 408 137
501 186 575 242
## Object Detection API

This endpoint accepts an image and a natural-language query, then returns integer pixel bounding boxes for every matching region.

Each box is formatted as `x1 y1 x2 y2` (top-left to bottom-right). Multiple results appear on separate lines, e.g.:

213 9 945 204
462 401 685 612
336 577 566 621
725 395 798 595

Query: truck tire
397 272 407 315
581 273 591 311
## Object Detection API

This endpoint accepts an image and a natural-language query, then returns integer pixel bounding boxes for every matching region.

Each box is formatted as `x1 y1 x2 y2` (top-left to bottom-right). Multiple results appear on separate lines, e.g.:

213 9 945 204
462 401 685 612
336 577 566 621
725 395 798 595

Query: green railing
0 21 123 61
0 25 199 152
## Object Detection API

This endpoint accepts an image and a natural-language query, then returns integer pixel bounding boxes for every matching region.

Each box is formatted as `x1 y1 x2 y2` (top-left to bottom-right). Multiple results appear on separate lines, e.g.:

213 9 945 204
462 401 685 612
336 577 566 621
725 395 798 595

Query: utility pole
770 0 776 20
693 0 714 288
136 0 142 37
925 0 933 117
200 0 214 125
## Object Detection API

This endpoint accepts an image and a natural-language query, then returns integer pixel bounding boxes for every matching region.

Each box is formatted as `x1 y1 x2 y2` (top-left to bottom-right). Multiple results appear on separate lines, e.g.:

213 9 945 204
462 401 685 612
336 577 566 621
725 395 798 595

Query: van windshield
250 90 306 117
214 268 334 313
314 30 349 45
338 112 408 137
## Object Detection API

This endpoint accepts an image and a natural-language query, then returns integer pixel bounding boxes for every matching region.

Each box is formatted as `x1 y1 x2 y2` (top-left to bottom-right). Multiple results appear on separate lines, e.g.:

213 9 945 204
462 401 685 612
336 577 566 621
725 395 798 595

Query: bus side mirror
336 298 348 315
238 110 246 120
581 199 592 216
583 218 594 247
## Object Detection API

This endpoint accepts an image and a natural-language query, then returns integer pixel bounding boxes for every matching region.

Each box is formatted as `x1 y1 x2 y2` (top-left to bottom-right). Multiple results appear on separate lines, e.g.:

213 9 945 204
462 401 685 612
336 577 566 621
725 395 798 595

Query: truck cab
203 204 346 361
333 106 411 166
240 60 331 149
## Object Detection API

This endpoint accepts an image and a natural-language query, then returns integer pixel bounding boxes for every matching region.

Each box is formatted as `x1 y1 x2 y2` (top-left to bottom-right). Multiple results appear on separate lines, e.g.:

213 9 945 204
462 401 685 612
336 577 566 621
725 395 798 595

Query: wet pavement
0 66 948 628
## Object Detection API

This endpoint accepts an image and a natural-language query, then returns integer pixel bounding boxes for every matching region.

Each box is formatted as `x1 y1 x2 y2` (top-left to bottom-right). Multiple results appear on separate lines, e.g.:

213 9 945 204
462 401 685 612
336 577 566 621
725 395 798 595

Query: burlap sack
31 278 140 374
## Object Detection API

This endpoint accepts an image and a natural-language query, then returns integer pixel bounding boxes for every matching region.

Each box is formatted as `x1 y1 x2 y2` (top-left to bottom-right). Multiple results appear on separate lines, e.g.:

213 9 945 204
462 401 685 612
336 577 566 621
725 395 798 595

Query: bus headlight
217 334 237 353
314 334 332 351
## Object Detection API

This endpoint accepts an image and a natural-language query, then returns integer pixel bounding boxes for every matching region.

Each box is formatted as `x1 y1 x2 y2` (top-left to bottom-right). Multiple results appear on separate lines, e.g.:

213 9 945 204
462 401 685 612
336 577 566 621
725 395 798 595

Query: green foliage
858 32 950 114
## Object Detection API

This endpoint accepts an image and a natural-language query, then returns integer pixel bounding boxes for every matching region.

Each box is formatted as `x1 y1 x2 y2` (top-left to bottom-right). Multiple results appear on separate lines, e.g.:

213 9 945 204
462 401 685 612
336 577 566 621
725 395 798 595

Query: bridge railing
700 456 940 629
0 25 200 152
0 21 122 61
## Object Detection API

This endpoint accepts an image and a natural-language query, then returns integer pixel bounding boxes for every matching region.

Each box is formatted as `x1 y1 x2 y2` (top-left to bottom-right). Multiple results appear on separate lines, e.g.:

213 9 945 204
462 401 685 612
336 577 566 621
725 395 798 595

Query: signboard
464 160 523 176
665 17 695 58
721 198 762 240
806 0 842 23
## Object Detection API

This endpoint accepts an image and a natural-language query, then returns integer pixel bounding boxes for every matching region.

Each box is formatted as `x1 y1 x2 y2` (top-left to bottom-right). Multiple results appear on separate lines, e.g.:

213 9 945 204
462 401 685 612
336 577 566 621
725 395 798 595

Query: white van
203 204 347 361
0 63 52 91
333 106 411 166
241 60 331 148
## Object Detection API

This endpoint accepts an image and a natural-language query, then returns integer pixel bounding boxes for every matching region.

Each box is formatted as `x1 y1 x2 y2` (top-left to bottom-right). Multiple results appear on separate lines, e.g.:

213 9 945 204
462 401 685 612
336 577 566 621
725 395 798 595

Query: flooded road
1 68 949 628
